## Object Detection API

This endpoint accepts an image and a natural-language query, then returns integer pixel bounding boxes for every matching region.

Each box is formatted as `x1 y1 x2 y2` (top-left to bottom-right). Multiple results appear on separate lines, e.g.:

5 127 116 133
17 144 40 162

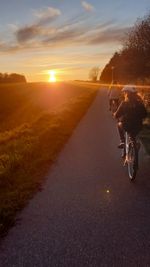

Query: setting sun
48 70 56 83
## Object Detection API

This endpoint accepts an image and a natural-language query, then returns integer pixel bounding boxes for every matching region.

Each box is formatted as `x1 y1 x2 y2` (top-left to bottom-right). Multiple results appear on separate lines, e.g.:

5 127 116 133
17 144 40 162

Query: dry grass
0 82 98 237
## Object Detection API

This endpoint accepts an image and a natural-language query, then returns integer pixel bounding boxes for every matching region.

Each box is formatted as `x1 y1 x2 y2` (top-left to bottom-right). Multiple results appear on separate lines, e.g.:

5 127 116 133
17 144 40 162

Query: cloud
0 12 131 54
0 42 21 53
43 27 86 45
33 7 61 25
15 12 87 44
42 24 130 48
0 40 14 52
16 25 42 43
95 20 117 30
87 26 131 45
15 6 61 43
7 24 18 31
81 1 95 12
16 24 57 43
61 13 88 29
0 41 5 49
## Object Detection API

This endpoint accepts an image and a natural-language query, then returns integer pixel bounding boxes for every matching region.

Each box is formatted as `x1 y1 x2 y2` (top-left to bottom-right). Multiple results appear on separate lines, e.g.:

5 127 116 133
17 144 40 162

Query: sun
48 70 56 83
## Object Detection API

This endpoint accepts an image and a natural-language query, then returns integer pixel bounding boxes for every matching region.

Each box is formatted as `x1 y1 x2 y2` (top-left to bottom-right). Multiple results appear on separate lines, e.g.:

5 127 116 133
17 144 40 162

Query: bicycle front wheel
127 143 138 180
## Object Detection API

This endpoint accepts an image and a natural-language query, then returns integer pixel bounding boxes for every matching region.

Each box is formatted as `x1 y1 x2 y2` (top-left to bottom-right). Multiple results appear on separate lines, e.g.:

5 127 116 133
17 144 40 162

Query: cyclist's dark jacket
115 97 147 135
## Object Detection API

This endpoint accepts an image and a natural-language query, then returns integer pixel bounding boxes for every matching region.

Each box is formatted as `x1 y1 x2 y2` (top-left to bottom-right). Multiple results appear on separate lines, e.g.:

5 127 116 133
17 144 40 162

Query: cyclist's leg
117 121 125 148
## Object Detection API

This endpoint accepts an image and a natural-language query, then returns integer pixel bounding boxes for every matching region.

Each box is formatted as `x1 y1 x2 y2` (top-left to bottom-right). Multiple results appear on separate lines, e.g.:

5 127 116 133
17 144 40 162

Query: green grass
0 82 98 237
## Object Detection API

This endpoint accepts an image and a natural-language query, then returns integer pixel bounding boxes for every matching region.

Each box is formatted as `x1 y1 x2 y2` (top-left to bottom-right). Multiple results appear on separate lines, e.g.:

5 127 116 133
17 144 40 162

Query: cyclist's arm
114 102 125 119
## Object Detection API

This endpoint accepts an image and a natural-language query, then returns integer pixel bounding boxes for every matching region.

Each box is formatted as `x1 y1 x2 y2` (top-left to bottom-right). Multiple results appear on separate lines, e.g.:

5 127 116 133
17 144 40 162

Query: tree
89 67 99 82
100 12 150 84
100 53 121 83
0 73 27 83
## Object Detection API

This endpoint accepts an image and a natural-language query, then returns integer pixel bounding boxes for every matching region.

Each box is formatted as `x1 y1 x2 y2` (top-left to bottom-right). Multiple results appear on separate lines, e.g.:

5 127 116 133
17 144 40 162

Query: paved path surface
0 89 150 267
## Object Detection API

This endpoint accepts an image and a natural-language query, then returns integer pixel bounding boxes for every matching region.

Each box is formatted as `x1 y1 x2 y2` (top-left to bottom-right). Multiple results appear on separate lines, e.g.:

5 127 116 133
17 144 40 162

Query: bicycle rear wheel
127 142 138 180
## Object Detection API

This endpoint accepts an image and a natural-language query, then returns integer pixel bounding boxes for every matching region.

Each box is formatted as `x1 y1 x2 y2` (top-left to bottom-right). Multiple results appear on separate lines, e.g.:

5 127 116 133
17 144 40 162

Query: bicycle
121 132 140 181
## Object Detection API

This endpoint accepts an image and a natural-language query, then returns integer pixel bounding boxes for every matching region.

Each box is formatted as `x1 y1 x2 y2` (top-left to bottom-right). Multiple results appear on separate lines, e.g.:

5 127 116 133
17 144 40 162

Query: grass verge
140 111 150 155
0 88 98 237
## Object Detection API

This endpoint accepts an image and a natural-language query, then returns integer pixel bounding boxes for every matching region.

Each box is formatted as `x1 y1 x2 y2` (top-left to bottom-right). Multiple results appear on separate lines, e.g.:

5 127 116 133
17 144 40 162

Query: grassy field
0 81 99 237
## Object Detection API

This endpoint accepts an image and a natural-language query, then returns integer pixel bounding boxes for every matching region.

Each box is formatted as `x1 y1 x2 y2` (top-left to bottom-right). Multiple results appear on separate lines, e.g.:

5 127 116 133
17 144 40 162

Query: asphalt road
0 88 150 267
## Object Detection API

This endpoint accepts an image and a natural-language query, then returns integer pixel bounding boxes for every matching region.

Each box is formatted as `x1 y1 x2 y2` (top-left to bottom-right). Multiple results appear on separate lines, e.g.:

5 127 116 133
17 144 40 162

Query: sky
0 0 150 82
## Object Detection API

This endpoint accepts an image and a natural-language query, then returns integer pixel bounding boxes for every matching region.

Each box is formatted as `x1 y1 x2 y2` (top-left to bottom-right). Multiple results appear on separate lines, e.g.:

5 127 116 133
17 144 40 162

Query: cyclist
108 80 121 112
114 85 147 148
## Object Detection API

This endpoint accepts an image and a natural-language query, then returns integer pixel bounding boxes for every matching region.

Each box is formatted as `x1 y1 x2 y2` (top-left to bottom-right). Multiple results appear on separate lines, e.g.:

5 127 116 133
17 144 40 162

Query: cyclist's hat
122 85 137 93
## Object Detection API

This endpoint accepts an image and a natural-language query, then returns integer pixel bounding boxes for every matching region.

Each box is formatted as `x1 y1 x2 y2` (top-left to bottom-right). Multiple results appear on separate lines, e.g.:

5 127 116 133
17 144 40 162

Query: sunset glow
0 1 149 82
48 70 56 83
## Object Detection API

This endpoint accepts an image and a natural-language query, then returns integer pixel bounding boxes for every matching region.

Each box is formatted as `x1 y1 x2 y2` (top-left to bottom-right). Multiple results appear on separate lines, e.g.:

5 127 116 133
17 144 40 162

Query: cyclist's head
122 85 137 100
122 85 137 94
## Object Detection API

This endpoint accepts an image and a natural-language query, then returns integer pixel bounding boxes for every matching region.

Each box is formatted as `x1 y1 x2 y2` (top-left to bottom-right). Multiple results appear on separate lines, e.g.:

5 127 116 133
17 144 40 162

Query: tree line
90 12 150 84
0 73 26 83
